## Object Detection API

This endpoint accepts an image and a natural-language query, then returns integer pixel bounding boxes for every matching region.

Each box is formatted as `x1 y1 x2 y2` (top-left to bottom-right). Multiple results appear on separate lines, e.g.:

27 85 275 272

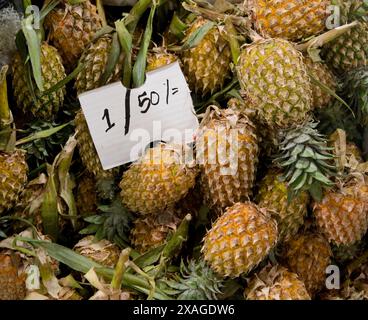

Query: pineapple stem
296 21 359 52
111 248 130 290
0 66 12 128
96 0 107 28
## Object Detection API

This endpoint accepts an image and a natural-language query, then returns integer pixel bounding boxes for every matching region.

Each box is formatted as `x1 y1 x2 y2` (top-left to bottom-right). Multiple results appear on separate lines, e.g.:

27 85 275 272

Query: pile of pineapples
1 0 368 300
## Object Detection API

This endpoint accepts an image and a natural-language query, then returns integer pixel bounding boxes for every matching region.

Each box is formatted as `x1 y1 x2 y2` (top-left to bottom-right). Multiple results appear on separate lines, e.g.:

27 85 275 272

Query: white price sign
78 62 199 170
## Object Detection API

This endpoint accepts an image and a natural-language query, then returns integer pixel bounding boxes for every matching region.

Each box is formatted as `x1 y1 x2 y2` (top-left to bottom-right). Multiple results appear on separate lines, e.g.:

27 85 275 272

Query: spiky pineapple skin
130 211 181 253
245 264 311 300
304 57 336 108
237 38 312 128
323 22 368 74
75 110 117 179
313 184 368 246
0 150 28 215
202 202 278 278
74 236 120 268
76 174 97 217
45 0 102 70
182 18 232 96
146 50 177 71
196 107 259 214
251 0 329 42
282 233 332 295
256 171 309 241
12 42 66 119
74 35 123 95
119 144 198 215
0 253 26 300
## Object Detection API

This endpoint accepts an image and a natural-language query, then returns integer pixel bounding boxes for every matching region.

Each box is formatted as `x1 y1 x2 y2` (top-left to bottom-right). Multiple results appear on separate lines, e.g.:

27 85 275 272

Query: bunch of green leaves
80 198 133 248
275 121 336 202
18 120 73 168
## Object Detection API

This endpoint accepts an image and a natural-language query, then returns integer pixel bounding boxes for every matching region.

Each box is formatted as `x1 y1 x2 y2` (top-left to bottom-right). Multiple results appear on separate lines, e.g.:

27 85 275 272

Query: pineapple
130 210 181 253
74 34 123 95
282 232 332 295
75 110 118 179
76 174 98 217
182 17 232 96
119 143 197 215
202 202 278 278
322 0 368 73
196 106 259 214
12 42 66 119
237 38 312 129
74 235 120 268
245 264 311 300
146 47 177 72
45 0 102 71
250 0 329 42
0 150 28 215
256 170 309 241
0 253 26 300
313 181 368 246
164 260 223 300
304 57 336 109
332 241 365 265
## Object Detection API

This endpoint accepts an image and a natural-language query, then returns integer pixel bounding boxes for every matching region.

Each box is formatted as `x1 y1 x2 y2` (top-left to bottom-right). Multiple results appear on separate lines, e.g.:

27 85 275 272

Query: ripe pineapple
0 253 26 300
12 42 66 119
313 181 368 246
250 0 329 42
119 143 198 215
304 57 336 109
196 106 259 214
45 0 102 71
74 235 120 268
76 174 98 217
130 210 181 253
75 110 117 180
282 232 332 295
245 264 311 300
202 202 278 278
164 260 223 300
0 150 28 215
256 170 309 241
237 38 312 128
146 47 177 71
322 0 368 73
182 17 232 96
74 34 123 95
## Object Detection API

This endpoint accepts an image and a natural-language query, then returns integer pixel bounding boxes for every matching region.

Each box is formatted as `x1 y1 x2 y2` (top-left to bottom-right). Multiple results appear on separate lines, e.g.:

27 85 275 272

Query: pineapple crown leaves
342 67 368 125
275 120 336 202
162 259 223 300
16 120 74 166
80 198 133 248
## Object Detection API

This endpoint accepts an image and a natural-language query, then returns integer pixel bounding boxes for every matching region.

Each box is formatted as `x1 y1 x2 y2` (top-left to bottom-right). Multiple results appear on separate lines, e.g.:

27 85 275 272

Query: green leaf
133 245 165 269
292 172 308 191
40 164 59 240
115 20 132 88
300 146 316 158
100 33 121 87
79 224 100 235
169 13 187 40
83 215 106 225
181 21 215 50
132 3 156 87
21 15 43 91
56 136 78 230
16 122 72 146
309 182 323 202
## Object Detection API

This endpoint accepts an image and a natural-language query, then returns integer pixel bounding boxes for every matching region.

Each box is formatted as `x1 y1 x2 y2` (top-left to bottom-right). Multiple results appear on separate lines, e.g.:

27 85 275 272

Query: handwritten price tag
78 62 199 170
